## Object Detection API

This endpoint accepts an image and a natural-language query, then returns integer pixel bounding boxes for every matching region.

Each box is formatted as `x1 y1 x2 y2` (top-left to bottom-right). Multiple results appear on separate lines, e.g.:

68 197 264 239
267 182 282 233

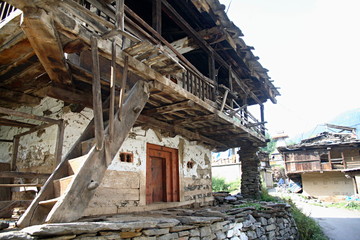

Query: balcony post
238 144 261 199
260 104 265 135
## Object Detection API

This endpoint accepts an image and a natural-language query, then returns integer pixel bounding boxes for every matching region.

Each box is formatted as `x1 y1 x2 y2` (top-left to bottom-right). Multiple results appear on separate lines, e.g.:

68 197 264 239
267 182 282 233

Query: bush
212 177 240 193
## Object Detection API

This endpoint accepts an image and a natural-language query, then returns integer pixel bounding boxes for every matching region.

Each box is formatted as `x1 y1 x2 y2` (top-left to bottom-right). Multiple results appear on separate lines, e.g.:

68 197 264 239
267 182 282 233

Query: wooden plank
118 55 128 120
0 88 41 107
109 40 116 140
0 106 60 124
0 118 37 128
116 0 125 31
152 0 162 34
172 114 218 125
0 183 43 187
21 7 71 85
0 163 11 202
0 171 50 179
142 100 195 115
11 137 19 171
0 200 32 218
15 122 55 138
220 89 229 112
91 35 105 151
54 120 65 165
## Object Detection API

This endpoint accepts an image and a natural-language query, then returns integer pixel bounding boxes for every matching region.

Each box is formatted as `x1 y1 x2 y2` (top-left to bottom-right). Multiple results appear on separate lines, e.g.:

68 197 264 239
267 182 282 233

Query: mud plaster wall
0 97 93 174
302 171 354 198
84 127 213 216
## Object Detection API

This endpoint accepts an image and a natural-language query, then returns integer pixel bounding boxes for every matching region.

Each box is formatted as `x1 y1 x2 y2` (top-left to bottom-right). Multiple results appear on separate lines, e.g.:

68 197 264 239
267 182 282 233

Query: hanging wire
226 0 233 14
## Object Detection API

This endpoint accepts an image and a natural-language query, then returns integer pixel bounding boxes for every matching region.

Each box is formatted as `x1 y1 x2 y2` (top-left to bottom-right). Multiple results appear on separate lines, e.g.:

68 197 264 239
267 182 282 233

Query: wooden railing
0 1 16 22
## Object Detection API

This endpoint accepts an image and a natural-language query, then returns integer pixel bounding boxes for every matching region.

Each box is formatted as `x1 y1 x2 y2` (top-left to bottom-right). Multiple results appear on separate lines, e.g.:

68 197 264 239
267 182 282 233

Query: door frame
146 143 179 204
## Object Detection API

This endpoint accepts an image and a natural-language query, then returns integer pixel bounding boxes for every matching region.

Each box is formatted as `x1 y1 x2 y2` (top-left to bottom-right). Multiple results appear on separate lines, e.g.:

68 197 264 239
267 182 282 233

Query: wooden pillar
115 0 125 31
11 137 20 171
238 144 261 199
208 52 216 101
260 104 265 135
54 120 65 166
118 56 129 120
152 0 162 34
109 40 116 140
91 35 105 150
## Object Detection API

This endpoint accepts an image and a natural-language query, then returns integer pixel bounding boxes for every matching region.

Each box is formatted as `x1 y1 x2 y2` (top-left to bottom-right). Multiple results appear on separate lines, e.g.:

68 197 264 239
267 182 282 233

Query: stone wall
1 195 298 240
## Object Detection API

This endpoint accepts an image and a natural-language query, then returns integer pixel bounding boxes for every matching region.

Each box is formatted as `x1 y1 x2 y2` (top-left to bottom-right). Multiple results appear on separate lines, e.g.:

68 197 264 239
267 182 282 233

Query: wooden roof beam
142 100 195 115
20 7 72 85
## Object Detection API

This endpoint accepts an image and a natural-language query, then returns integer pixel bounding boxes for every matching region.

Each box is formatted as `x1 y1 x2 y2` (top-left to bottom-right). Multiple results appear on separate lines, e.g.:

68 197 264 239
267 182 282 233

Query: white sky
220 0 360 138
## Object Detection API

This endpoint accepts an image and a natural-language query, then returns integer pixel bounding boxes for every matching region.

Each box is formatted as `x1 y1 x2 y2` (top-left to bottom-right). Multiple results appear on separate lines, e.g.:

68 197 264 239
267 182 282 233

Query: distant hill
290 108 360 144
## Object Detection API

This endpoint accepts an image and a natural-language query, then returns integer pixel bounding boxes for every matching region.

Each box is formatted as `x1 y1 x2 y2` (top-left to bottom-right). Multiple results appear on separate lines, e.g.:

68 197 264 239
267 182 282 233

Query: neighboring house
278 126 360 199
270 132 288 167
0 0 279 226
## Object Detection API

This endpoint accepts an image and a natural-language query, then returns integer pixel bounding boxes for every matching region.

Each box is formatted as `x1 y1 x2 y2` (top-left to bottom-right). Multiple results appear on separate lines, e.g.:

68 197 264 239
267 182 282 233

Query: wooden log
0 183 43 187
0 172 50 179
14 122 55 138
91 35 105 151
0 118 37 128
11 137 19 171
220 89 229 112
0 200 32 218
0 139 12 143
0 107 60 124
118 55 128 120
109 40 116 140
142 100 195 115
20 7 72 85
54 120 65 165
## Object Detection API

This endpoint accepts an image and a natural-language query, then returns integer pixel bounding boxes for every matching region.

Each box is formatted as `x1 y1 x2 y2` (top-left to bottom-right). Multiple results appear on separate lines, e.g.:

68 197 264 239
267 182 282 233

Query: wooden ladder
16 80 150 227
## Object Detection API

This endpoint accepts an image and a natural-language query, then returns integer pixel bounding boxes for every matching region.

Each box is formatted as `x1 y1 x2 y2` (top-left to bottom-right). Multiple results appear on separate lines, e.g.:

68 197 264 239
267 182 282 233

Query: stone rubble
0 193 298 240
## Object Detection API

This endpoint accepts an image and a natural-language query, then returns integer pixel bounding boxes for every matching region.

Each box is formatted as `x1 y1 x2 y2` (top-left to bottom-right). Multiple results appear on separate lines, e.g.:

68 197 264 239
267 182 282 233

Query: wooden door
146 144 179 204
150 156 166 202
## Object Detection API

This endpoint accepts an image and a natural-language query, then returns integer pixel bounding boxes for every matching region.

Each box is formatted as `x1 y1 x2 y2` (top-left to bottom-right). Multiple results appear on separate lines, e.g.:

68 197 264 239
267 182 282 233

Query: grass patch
234 202 264 210
212 177 240 193
289 200 328 240
328 201 360 211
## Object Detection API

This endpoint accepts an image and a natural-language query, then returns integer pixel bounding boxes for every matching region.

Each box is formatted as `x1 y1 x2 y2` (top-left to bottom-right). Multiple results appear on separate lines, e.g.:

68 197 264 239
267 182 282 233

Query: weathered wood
21 7 72 85
15 122 55 138
0 200 31 218
54 120 65 165
116 0 124 31
0 107 60 124
0 139 12 143
142 100 195 115
220 89 229 112
118 55 128 120
0 88 41 107
109 40 116 140
0 183 43 187
11 137 19 171
152 0 162 34
0 171 50 179
172 114 218 125
44 80 149 224
0 118 37 128
91 35 105 151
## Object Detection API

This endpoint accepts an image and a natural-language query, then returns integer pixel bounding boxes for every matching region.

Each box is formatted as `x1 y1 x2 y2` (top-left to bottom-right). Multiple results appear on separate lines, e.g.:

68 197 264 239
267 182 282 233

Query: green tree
260 132 276 154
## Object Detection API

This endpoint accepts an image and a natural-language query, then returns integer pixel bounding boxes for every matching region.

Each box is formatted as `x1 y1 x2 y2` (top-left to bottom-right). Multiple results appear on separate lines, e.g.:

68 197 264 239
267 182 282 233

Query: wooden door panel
151 156 165 203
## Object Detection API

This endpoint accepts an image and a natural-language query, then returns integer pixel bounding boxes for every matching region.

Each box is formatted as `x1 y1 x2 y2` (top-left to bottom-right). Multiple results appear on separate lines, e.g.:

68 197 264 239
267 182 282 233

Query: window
320 154 329 163
119 152 134 163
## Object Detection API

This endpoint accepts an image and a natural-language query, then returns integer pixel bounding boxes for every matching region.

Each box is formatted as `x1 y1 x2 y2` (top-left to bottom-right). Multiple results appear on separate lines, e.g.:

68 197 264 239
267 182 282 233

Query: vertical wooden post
328 149 332 170
118 55 129 120
260 104 265 135
11 137 20 171
116 0 125 31
220 89 229 112
208 52 216 100
91 35 105 150
109 40 116 140
54 120 65 166
341 151 347 169
228 66 233 92
152 0 162 34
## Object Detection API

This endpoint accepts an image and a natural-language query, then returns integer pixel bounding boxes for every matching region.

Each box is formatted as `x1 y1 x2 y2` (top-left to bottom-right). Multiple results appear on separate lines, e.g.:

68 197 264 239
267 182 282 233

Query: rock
143 228 169 236
215 231 226 239
224 196 237 202
227 229 234 238
41 235 76 240
170 225 196 232
157 232 178 240
133 237 156 240
239 232 248 240
0 231 34 240
176 216 222 225
259 217 267 226
267 218 276 224
189 229 200 237
178 231 190 237
22 222 158 236
265 224 276 232
199 226 212 237
247 230 257 240
230 237 240 240
0 222 10 230
119 232 142 238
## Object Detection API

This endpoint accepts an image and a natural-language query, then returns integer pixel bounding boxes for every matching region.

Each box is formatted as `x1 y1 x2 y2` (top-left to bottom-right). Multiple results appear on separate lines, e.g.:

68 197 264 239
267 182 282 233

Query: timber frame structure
0 0 279 225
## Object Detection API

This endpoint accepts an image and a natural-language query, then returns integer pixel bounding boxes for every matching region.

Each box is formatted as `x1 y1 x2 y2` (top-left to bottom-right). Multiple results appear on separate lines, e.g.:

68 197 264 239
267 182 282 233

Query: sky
219 0 360 139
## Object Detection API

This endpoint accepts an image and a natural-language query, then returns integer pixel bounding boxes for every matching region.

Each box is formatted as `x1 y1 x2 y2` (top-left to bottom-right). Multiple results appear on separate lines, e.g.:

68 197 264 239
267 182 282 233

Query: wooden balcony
0 0 279 150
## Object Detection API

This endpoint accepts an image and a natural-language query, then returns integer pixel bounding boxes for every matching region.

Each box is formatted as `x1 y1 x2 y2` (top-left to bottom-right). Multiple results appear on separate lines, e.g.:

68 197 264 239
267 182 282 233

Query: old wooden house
0 0 279 226
279 125 360 199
